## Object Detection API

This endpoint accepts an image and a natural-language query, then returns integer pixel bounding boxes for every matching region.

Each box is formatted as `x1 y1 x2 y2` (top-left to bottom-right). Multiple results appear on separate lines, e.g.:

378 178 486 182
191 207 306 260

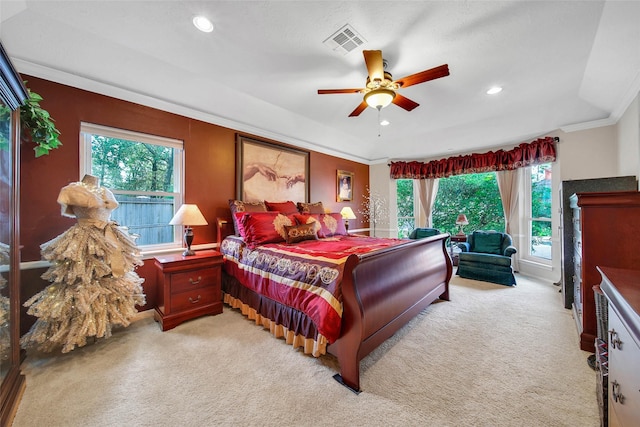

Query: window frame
79 122 185 253
396 178 417 238
522 162 553 265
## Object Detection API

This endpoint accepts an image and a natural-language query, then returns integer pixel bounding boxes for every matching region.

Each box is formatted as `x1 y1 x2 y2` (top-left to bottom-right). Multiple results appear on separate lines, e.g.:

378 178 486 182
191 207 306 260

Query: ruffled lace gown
21 178 146 353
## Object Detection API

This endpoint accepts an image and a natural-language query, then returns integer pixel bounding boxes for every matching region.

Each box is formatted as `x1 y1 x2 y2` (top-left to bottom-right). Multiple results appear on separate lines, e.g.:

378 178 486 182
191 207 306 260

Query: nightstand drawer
171 286 219 312
171 267 219 294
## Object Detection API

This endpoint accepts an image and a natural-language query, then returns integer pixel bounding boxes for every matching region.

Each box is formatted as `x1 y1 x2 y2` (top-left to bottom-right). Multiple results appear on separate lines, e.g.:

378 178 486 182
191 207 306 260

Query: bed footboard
328 233 452 393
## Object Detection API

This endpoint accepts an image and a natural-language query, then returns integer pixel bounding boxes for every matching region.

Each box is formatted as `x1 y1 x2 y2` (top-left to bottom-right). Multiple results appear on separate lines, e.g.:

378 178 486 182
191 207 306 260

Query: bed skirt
222 272 328 357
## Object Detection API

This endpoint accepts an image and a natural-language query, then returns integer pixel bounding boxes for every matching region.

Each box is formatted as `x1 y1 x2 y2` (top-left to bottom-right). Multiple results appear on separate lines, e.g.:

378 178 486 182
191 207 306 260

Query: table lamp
170 204 208 256
340 206 357 232
455 213 469 236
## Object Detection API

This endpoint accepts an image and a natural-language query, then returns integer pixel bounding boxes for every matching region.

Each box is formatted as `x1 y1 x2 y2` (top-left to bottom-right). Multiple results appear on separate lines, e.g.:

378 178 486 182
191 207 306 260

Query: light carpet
12 274 599 427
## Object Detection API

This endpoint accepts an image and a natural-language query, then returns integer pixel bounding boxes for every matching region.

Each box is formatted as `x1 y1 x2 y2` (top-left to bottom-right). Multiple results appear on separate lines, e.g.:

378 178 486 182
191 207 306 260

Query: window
395 173 505 237
527 163 552 261
396 179 415 238
80 123 184 250
432 173 504 235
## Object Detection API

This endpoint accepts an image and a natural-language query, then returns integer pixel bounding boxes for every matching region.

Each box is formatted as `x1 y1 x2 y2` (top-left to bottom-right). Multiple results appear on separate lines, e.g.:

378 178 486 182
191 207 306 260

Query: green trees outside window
396 173 505 238
396 179 414 238
432 173 505 235
91 135 174 193
529 163 552 259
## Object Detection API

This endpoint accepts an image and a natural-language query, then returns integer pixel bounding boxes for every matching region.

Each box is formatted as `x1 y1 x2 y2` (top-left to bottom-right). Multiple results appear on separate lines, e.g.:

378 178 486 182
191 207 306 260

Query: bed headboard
216 217 235 247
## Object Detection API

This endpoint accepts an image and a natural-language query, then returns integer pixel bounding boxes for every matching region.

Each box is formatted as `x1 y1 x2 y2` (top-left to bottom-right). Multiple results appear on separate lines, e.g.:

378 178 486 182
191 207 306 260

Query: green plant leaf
19 84 62 157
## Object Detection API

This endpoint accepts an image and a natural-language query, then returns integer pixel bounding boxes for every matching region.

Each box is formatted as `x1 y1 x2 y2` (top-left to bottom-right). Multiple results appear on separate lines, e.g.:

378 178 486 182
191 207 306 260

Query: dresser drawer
608 308 640 423
170 267 219 294
171 286 219 312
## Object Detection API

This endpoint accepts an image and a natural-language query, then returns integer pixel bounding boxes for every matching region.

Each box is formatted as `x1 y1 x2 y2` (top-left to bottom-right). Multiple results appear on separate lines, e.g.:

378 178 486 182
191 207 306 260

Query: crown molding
12 58 373 165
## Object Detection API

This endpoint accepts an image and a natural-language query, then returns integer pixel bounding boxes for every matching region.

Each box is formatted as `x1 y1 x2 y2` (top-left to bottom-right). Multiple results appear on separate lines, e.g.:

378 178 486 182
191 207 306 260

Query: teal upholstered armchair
456 230 517 286
408 228 441 239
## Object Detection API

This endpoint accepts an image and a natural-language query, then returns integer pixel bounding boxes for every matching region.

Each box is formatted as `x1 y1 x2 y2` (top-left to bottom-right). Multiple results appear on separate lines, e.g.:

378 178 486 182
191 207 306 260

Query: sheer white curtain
496 169 521 271
417 178 439 227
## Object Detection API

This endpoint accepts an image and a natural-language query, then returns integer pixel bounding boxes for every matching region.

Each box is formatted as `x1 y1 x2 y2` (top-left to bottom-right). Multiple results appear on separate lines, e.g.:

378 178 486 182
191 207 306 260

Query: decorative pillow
294 213 322 235
265 200 298 215
296 201 325 214
229 199 267 235
233 211 248 239
472 231 503 255
283 223 319 244
294 213 346 238
319 213 347 237
241 211 296 247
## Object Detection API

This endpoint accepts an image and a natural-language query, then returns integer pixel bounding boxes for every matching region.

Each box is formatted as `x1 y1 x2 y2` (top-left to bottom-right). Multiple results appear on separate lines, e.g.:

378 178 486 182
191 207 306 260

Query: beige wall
617 93 640 186
553 125 619 182
369 162 394 237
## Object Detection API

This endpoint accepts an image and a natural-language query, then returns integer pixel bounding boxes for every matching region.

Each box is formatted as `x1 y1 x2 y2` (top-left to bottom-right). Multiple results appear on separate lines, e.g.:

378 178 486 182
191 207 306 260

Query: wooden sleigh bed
217 216 452 393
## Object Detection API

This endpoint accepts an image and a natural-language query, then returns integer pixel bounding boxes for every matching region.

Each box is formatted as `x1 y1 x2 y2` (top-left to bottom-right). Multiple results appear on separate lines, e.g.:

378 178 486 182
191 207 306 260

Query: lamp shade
364 88 396 110
340 206 356 220
170 204 208 226
455 214 469 226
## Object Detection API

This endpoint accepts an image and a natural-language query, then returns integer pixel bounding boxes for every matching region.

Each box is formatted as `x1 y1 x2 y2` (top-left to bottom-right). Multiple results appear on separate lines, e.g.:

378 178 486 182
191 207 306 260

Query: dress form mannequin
21 176 146 353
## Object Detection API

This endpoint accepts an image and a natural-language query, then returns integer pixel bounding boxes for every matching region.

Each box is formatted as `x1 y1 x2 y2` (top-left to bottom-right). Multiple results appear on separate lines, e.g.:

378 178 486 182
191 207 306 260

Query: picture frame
236 135 309 202
337 170 354 202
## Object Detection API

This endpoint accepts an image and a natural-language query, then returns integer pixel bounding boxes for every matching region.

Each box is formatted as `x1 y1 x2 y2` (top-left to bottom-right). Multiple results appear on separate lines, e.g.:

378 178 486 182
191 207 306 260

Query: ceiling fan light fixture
364 88 396 110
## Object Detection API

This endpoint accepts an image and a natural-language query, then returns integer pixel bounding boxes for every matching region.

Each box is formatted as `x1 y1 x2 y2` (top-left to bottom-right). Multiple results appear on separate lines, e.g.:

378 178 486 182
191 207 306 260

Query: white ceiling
1 1 639 164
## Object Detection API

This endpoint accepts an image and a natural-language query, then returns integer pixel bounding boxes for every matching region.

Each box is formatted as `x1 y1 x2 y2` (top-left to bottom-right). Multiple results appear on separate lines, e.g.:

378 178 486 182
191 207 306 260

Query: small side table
154 249 223 331
450 234 467 266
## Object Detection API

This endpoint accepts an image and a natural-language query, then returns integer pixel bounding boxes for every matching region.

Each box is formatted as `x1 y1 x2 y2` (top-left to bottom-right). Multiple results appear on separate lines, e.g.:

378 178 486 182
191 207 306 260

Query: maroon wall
19 75 369 325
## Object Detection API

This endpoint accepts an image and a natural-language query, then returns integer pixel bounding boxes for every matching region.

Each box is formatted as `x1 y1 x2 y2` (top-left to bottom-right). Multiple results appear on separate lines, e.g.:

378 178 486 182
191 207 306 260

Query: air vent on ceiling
323 24 366 55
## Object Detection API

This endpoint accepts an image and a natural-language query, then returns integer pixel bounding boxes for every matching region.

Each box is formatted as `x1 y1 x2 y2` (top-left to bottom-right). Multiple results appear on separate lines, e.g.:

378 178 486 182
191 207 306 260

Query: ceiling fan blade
318 88 364 94
395 64 450 88
363 50 384 81
348 101 368 117
392 93 420 111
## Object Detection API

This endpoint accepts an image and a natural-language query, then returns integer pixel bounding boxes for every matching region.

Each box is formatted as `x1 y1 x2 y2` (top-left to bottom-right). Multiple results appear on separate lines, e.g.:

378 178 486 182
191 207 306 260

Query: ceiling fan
318 50 449 117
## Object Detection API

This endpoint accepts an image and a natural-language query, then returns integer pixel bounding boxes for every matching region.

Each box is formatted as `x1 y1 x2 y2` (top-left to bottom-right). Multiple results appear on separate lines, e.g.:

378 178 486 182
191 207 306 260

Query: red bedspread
220 235 406 343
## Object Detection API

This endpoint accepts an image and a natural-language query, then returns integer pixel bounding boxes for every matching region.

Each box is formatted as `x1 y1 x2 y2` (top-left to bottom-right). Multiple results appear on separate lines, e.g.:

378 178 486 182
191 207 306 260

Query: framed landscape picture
337 170 354 202
236 135 309 202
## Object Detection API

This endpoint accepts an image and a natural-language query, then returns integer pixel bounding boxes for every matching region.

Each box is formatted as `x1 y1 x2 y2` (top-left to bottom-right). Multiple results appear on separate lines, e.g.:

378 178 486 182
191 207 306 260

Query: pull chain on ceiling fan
318 50 449 117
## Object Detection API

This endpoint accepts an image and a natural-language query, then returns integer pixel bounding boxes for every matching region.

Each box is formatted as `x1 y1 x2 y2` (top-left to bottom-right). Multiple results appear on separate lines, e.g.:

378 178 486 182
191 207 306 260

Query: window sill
19 243 219 270
140 243 217 260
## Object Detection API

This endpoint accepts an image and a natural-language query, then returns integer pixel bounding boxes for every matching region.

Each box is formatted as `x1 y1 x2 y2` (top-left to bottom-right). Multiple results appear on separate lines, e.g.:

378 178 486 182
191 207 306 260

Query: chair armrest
504 245 517 257
457 242 470 252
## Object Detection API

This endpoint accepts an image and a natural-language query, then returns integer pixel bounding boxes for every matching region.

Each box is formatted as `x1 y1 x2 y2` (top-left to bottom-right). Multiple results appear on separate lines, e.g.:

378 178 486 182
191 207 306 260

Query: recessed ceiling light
486 86 503 95
193 15 214 33
380 120 390 126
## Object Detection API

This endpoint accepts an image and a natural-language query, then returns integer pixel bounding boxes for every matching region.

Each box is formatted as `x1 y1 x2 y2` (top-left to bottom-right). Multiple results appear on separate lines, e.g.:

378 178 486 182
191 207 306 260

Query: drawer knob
609 329 623 350
189 276 203 285
189 295 202 304
611 380 625 404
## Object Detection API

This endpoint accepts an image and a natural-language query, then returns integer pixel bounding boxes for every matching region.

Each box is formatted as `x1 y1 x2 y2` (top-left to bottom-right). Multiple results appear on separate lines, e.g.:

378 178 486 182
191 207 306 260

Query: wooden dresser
570 191 640 352
599 267 640 427
154 250 223 331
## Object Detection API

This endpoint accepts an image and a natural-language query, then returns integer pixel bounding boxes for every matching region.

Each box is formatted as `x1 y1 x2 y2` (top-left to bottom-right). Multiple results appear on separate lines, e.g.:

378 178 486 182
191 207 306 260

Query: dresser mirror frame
0 40 28 425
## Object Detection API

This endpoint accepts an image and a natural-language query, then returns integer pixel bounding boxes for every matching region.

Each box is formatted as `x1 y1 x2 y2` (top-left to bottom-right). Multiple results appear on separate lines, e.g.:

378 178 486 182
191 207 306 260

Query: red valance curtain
390 136 557 179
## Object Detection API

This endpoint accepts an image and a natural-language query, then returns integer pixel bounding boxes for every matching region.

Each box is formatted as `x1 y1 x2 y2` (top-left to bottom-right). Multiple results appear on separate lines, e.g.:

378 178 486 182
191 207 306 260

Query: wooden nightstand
450 234 467 266
154 249 223 331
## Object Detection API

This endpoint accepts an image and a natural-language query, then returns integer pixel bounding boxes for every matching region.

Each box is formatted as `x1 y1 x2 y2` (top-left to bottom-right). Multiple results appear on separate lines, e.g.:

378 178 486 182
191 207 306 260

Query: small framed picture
337 170 354 202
